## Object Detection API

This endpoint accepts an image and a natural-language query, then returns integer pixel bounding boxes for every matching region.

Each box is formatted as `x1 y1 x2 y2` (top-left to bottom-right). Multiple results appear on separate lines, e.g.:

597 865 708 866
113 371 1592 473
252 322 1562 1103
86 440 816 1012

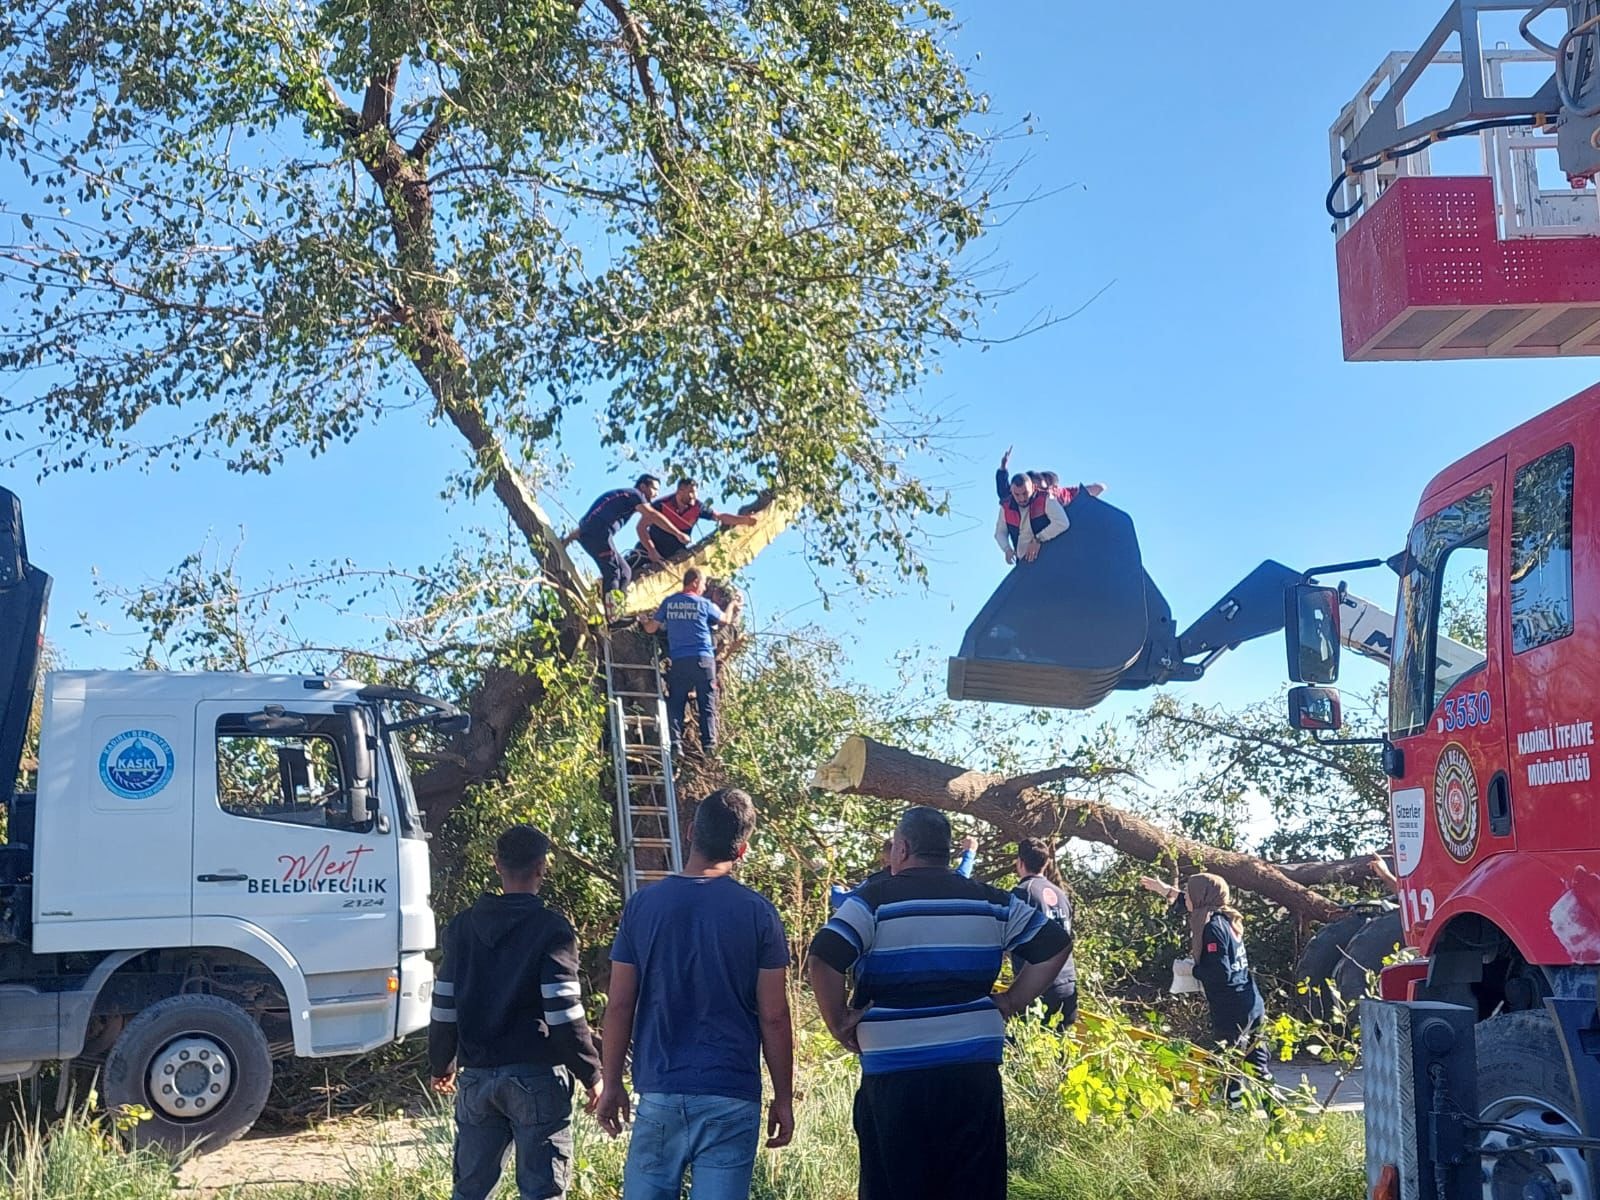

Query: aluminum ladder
602 635 684 896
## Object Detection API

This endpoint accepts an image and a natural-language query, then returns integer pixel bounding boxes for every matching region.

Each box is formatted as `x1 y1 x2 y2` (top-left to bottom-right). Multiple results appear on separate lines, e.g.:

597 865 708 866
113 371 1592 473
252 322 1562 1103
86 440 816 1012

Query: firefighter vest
657 497 703 536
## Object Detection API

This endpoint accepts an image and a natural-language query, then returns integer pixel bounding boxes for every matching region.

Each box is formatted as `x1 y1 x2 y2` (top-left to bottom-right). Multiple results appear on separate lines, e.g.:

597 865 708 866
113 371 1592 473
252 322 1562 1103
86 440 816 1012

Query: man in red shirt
633 478 759 568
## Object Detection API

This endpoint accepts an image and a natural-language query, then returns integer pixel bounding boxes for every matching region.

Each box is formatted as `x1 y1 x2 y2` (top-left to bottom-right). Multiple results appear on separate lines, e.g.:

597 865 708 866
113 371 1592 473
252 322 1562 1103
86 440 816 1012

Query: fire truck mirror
1285 584 1341 684
1288 685 1343 733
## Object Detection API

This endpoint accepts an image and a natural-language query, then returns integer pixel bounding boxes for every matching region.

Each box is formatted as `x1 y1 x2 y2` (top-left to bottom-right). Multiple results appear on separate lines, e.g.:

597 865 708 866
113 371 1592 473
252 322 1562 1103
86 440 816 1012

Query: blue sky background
8 1 1597 733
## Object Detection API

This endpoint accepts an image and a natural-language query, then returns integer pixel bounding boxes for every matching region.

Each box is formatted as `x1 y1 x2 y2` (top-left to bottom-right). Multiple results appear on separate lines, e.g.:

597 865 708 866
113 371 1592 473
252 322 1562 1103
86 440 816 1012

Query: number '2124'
1442 691 1493 732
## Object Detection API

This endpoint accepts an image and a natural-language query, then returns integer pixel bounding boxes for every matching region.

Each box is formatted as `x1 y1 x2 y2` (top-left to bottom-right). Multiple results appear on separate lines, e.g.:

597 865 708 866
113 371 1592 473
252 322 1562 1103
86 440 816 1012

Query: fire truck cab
1289 382 1600 1197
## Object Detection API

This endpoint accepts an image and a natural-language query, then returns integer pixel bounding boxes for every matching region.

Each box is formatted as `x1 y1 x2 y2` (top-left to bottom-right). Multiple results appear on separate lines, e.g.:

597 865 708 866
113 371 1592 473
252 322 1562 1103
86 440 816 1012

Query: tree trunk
812 735 1347 924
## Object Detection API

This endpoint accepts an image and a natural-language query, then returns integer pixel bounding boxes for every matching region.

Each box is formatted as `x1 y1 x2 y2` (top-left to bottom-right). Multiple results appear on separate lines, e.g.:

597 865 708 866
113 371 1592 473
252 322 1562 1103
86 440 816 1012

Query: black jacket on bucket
428 892 602 1087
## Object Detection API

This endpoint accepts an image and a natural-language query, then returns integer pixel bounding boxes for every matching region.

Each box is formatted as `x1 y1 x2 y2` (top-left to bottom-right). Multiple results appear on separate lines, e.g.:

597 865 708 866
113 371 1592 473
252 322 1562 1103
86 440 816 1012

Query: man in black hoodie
430 825 603 1200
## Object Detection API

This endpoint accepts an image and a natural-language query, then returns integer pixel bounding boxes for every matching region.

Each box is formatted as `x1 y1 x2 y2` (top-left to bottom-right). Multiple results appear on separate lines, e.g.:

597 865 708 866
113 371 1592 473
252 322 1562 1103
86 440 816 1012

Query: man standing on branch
641 567 739 756
809 808 1072 1200
995 472 1069 566
430 825 603 1200
1010 838 1079 1028
632 478 759 570
563 475 686 602
597 789 795 1199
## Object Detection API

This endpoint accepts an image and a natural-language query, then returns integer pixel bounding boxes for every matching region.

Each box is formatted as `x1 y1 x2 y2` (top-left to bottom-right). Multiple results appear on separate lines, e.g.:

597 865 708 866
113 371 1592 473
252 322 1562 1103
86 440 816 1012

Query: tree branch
812 735 1345 924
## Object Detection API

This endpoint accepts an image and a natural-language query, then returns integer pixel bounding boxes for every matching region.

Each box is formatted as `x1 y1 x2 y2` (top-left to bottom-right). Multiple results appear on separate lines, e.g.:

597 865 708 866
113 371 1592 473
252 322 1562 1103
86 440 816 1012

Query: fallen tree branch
812 735 1344 924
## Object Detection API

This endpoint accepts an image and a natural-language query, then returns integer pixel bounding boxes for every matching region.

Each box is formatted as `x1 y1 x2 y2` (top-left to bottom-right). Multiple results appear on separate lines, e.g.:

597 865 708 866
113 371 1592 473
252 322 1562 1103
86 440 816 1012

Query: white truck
0 487 455 1152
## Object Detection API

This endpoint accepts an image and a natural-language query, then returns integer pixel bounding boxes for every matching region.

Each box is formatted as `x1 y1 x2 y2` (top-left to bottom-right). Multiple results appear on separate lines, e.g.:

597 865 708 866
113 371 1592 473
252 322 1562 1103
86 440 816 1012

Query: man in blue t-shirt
597 789 795 1200
641 567 741 755
562 474 687 602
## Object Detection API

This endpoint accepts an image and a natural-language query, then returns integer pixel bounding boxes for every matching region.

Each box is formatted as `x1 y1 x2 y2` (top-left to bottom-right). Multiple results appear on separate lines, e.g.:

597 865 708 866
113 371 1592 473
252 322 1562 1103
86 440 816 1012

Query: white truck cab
0 490 455 1152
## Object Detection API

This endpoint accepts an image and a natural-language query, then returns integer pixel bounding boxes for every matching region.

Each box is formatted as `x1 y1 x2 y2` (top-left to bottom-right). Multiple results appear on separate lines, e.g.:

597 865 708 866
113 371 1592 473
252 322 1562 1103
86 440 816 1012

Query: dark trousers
452 1065 574 1200
1214 1014 1274 1104
1041 981 1078 1028
666 655 717 752
853 1063 1006 1200
578 532 630 595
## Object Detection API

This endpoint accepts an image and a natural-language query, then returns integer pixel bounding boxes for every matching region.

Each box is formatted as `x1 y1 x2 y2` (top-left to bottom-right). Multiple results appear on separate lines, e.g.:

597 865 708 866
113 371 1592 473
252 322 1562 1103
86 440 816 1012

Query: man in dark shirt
597 788 795 1199
640 566 741 754
563 475 686 601
809 808 1072 1200
1010 837 1078 1028
430 825 603 1200
633 478 759 568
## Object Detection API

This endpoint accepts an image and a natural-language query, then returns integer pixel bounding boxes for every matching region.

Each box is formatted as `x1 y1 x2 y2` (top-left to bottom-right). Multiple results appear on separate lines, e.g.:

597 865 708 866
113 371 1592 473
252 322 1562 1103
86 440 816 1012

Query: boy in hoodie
430 825 603 1200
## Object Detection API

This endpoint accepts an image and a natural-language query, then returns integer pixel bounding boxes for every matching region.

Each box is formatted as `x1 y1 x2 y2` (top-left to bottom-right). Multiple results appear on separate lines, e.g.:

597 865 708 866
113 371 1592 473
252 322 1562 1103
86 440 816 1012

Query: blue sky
9 1 1597 733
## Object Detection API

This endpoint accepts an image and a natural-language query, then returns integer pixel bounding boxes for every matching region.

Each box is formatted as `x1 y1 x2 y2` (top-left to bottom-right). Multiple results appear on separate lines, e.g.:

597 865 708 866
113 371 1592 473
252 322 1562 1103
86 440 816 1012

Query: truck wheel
102 994 272 1155
1331 909 1403 1006
1293 910 1373 1021
1477 1010 1593 1200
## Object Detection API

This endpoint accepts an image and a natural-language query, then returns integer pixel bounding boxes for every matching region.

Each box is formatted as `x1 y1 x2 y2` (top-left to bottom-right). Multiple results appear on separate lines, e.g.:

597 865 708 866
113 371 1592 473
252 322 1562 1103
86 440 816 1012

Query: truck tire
102 994 272 1156
1332 909 1404 1006
1293 910 1373 1021
1477 1010 1593 1200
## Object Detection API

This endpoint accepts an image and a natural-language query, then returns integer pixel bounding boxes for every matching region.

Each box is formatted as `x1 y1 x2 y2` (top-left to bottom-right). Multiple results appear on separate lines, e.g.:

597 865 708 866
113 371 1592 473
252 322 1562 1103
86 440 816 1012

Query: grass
3 1024 1366 1200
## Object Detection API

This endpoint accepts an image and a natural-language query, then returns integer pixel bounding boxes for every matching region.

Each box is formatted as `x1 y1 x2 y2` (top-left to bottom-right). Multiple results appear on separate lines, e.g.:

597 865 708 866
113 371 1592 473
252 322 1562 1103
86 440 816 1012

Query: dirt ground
175 1061 1363 1194
176 1116 444 1194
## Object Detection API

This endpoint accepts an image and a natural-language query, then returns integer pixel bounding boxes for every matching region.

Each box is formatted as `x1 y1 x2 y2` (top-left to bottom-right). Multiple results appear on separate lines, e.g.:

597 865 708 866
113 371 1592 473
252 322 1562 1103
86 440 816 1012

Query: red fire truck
1293 4 1600 1196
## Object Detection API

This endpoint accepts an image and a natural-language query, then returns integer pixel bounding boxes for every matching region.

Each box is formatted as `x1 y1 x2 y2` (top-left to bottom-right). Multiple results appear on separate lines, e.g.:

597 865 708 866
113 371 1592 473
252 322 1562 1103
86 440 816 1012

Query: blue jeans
623 1092 762 1200
452 1065 574 1200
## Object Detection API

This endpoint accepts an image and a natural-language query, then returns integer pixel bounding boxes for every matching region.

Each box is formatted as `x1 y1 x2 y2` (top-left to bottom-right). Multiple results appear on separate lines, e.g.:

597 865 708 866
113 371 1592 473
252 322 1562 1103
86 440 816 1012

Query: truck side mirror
1285 584 1341 684
346 709 377 826
1288 685 1344 732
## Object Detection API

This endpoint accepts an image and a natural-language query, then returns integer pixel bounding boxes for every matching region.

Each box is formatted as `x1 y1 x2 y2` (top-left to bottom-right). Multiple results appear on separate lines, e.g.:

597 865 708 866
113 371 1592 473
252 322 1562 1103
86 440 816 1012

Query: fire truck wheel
1293 910 1375 1021
103 994 273 1156
1477 1011 1592 1200
1331 910 1404 1006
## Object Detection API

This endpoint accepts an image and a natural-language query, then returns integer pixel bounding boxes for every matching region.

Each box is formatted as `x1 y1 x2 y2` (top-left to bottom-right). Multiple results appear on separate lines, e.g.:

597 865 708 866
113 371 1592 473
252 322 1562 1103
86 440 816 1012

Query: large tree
0 0 995 585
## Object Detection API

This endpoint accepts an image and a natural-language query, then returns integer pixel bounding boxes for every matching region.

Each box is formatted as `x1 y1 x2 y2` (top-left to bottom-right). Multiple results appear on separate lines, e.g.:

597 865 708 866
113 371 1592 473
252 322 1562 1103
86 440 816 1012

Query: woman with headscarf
1139 872 1275 1104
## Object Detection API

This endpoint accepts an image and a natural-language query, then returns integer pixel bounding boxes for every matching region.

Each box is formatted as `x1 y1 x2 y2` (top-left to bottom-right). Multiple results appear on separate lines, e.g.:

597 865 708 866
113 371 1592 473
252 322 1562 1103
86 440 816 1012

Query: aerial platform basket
1338 175 1600 361
1331 31 1600 362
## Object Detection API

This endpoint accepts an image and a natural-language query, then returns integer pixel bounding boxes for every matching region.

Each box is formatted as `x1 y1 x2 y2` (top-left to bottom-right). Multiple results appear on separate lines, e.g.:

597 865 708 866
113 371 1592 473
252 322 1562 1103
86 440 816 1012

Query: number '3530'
1442 691 1493 732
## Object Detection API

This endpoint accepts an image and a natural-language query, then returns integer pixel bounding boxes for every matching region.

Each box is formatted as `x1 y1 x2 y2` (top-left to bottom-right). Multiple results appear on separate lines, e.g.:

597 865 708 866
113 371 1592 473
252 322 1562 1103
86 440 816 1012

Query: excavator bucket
947 494 1152 710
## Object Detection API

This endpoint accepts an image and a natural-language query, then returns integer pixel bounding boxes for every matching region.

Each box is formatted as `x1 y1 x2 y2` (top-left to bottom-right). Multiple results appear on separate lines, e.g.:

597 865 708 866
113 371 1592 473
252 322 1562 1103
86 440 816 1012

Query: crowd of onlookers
428 789 1272 1200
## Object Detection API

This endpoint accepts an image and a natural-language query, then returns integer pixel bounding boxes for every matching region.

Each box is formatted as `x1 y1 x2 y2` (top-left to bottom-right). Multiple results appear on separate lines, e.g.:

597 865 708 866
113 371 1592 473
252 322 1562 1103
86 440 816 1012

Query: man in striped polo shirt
808 808 1072 1200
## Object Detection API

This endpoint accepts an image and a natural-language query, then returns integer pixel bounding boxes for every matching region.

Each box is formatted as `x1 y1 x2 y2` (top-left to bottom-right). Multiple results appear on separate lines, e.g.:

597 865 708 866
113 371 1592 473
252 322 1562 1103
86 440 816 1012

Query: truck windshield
1390 486 1493 737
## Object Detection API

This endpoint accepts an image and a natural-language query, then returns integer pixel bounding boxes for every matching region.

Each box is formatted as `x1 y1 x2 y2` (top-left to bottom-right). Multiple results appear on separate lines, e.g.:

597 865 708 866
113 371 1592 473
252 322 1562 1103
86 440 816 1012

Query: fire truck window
216 731 362 830
1390 485 1493 737
1430 535 1489 712
1511 444 1575 654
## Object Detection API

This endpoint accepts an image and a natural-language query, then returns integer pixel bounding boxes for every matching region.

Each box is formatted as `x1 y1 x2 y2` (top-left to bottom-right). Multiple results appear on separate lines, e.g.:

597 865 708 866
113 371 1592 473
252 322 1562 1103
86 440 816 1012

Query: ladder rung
608 661 661 671
627 774 668 784
613 690 662 698
636 870 674 881
629 805 670 815
631 838 676 848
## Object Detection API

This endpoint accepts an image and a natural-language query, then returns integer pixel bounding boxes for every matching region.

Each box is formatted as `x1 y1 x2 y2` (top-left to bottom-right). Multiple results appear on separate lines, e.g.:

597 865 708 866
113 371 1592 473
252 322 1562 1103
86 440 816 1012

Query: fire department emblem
1434 743 1479 862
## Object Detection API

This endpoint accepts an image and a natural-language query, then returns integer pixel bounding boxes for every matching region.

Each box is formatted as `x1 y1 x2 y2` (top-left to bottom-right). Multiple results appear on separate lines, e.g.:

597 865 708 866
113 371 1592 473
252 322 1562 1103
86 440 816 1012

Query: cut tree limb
812 735 1345 924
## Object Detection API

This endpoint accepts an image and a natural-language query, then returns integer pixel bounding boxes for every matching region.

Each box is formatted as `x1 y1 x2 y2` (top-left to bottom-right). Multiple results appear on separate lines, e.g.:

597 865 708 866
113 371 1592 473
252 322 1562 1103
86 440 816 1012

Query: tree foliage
0 0 1001 581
